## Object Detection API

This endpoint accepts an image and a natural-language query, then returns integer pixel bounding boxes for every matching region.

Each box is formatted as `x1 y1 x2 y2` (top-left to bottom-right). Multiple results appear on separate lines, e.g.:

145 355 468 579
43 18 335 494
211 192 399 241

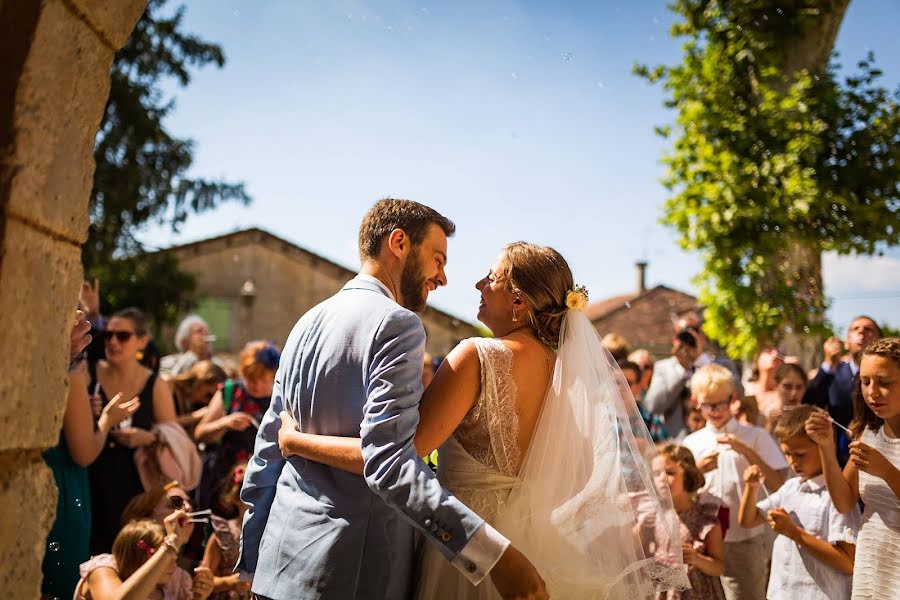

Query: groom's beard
400 249 429 313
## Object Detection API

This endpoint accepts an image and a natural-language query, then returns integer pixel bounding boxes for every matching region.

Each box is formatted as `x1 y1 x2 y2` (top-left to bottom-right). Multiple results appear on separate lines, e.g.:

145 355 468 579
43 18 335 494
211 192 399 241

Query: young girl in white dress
806 337 900 600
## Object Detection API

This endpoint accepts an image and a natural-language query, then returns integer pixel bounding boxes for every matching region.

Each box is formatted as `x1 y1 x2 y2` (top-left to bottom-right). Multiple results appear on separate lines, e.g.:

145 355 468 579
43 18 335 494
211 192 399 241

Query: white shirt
353 274 509 585
683 417 788 542
757 475 860 600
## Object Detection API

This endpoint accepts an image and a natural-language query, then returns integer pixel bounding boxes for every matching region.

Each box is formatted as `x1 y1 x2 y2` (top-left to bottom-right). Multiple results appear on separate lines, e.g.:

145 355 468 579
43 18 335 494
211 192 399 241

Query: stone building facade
161 228 480 358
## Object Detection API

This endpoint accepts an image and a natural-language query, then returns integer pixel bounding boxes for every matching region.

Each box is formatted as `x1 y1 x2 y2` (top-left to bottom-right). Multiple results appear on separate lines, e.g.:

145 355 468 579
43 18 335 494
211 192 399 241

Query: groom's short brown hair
358 198 455 260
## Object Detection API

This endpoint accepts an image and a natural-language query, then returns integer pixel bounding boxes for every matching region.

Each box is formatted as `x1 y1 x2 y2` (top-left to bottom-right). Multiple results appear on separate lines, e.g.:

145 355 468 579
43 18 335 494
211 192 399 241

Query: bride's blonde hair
501 242 574 348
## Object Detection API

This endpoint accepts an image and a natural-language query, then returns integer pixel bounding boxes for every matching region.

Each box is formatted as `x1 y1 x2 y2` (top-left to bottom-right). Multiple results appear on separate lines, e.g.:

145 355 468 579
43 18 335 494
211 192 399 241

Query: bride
277 242 688 599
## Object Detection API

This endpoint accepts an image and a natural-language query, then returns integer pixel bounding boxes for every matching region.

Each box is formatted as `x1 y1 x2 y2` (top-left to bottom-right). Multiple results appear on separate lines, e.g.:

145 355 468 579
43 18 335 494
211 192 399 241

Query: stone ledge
0 219 80 451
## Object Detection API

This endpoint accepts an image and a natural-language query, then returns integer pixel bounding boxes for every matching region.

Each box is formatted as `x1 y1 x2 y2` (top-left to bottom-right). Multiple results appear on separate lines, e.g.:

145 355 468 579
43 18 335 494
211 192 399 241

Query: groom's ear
386 228 410 260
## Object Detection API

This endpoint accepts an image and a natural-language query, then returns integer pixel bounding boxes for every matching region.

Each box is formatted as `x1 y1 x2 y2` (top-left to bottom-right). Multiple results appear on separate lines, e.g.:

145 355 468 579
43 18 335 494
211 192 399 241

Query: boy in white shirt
738 405 859 600
683 363 789 600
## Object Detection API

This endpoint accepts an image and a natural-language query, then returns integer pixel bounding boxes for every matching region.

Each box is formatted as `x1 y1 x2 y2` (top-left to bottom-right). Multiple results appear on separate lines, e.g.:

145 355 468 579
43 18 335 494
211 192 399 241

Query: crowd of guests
43 280 278 600
42 276 899 600
611 314 899 600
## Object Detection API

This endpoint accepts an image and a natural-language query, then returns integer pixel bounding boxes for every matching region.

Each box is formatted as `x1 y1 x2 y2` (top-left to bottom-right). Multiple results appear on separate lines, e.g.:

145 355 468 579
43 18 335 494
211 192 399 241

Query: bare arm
792 530 855 576
767 507 855 575
152 375 177 423
690 523 726 577
806 411 859 512
87 510 190 600
64 369 139 467
276 341 482 475
738 478 767 529
718 434 786 491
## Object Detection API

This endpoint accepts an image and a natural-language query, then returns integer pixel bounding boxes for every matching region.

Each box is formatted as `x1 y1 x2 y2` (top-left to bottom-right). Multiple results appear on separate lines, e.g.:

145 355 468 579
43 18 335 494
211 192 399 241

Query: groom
237 199 547 599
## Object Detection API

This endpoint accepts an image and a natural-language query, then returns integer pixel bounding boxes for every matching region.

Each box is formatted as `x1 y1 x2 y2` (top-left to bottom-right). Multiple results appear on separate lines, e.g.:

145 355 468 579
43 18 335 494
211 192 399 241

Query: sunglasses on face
103 330 135 343
167 494 190 510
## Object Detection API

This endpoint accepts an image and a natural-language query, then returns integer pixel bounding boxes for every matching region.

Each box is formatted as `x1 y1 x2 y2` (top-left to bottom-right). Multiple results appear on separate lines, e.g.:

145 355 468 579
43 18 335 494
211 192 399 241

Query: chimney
636 261 648 294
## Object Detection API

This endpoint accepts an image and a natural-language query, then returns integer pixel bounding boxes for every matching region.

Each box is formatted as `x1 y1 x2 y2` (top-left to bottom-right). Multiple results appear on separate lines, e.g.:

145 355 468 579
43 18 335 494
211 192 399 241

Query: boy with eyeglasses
683 364 789 600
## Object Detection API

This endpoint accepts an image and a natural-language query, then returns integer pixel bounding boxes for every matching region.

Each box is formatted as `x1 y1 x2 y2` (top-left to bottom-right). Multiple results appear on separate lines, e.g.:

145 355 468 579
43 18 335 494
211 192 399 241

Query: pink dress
208 515 251 600
655 502 726 600
73 554 192 600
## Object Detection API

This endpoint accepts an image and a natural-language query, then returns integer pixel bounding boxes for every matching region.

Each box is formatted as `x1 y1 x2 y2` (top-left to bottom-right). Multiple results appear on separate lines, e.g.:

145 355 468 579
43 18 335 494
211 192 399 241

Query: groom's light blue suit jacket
238 277 485 600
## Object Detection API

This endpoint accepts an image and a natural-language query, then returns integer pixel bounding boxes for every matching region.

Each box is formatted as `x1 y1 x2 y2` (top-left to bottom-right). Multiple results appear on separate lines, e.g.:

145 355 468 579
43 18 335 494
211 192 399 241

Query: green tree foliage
85 0 250 331
636 0 900 358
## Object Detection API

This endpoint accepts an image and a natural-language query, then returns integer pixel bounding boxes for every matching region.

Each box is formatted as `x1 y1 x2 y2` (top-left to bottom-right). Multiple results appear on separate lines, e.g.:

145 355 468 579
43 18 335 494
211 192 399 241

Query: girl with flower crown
194 341 280 510
274 243 688 599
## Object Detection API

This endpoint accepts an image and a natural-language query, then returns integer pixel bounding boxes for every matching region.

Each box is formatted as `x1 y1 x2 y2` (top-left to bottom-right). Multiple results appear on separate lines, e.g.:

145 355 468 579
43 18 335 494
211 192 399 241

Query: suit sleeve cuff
819 362 833 374
450 522 510 586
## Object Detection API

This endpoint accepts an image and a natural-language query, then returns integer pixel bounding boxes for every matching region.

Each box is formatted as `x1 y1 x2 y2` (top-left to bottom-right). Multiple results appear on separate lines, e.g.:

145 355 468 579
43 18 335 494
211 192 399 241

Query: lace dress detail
415 338 522 600
852 427 900 600
454 338 519 477
448 338 521 523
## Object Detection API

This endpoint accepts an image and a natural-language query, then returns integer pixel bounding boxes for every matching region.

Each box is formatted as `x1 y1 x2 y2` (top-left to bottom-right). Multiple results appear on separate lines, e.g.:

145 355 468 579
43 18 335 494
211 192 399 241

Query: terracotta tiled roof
584 293 636 321
589 285 699 357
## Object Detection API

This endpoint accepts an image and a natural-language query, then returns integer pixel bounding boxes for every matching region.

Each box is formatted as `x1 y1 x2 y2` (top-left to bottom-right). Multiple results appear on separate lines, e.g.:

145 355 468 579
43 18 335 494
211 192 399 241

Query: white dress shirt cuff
820 361 833 374
451 522 510 586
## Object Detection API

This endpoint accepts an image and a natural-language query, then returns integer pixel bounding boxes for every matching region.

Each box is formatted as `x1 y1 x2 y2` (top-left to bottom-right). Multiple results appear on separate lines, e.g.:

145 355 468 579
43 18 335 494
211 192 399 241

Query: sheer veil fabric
494 311 689 599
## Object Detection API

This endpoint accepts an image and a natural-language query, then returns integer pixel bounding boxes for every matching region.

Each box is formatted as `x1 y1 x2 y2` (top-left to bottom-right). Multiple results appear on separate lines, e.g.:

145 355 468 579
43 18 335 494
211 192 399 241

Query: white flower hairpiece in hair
565 284 589 311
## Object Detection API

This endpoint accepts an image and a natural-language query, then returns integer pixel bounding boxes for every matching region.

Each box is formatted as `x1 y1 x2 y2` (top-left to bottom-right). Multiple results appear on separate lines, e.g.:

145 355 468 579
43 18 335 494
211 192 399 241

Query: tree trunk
760 0 850 368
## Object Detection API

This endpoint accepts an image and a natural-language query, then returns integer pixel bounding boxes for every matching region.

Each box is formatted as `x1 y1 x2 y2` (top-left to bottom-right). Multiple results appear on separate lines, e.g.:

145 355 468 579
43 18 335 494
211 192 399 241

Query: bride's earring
511 309 518 322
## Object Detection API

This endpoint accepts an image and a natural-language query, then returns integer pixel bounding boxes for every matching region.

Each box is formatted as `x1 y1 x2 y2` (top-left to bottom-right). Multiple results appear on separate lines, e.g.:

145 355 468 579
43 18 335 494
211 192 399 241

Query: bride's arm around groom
361 309 548 598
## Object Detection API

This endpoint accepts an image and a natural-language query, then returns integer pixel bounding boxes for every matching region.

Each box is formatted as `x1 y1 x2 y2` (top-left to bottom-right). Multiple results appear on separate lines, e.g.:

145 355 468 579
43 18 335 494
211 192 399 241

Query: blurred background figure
744 347 784 421
194 341 279 510
628 349 656 399
161 314 219 377
172 360 228 436
602 332 632 363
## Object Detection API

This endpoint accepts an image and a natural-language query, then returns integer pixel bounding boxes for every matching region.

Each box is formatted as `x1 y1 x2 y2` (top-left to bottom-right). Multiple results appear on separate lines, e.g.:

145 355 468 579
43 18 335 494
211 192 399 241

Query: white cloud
823 252 900 294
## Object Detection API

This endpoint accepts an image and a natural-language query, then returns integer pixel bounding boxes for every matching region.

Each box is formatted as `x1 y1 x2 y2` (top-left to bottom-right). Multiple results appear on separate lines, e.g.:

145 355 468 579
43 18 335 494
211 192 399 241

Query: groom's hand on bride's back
490 545 549 599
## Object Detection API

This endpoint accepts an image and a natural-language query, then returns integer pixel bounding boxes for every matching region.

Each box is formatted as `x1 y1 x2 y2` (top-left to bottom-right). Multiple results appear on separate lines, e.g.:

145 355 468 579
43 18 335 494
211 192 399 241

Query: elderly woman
194 341 279 510
160 315 218 377
88 307 177 555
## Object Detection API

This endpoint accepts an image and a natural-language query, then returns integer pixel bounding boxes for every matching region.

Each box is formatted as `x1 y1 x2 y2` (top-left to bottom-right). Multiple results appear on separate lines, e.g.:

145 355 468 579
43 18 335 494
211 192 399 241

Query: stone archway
0 1 146 596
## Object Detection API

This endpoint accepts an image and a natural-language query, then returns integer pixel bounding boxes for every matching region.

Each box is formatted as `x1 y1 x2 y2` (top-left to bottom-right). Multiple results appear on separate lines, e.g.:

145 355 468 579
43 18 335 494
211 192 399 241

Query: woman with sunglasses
89 308 178 555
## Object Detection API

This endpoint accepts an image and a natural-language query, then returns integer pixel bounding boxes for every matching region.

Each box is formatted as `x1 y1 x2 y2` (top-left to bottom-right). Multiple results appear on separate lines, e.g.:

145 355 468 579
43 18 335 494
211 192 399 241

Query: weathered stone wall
0 1 145 596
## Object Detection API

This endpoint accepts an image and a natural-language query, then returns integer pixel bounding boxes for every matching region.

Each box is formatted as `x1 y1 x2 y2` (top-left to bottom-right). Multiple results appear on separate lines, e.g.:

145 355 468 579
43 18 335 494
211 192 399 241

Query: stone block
0 219 81 451
67 0 147 49
6 0 116 243
0 451 57 599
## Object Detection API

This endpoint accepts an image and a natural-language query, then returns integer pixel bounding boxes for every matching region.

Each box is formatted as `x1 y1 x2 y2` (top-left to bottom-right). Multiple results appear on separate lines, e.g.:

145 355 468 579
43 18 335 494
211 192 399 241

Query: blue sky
141 0 900 336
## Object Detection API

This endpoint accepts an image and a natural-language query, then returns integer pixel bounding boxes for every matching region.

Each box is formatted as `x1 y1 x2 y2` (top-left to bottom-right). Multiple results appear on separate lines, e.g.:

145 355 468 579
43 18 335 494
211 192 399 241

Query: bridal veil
494 310 689 599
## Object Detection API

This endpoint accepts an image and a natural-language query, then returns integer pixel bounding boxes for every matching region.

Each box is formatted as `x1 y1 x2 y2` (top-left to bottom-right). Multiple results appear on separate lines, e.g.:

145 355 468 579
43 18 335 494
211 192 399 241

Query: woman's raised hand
99 392 140 431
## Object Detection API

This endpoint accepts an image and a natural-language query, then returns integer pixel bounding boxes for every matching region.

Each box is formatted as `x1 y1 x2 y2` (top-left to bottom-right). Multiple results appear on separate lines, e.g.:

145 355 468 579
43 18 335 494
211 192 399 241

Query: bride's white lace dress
414 337 520 600
414 328 689 600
